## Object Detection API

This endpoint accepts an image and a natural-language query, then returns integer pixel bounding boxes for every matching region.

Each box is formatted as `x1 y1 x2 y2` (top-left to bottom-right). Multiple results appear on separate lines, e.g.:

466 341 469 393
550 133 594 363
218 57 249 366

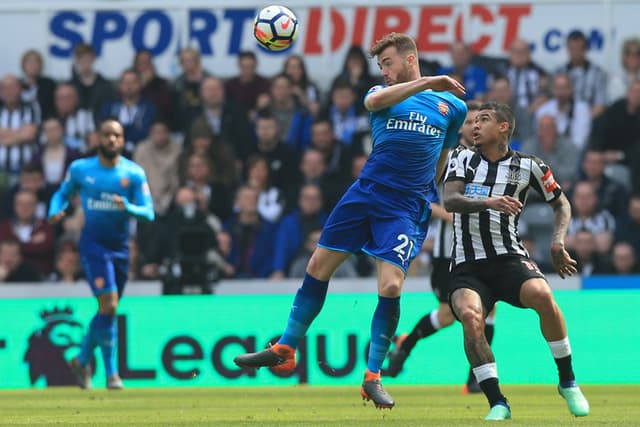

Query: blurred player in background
48 118 154 389
234 32 467 409
386 102 497 395
443 102 589 420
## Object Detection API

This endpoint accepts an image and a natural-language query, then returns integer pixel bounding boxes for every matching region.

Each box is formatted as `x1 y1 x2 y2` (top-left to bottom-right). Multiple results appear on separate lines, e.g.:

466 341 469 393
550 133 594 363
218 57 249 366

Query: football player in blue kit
48 118 154 389
234 32 467 408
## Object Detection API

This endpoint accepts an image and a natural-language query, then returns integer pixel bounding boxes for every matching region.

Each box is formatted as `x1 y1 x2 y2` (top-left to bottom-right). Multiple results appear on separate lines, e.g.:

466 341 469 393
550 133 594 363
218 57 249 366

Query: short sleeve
444 147 469 182
529 156 562 202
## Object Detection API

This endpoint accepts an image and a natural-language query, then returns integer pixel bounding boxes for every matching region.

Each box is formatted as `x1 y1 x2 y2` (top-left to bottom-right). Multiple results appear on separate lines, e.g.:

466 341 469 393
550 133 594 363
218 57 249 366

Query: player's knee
306 252 333 281
527 288 556 315
459 307 482 325
379 280 402 297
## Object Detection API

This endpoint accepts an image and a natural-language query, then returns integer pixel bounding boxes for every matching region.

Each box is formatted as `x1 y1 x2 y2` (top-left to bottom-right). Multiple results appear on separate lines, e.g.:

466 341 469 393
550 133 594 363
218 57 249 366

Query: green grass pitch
0 385 638 426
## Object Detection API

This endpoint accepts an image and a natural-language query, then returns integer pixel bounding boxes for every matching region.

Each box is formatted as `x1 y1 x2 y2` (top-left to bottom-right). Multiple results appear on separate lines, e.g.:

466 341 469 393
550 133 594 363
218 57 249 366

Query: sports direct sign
0 0 637 86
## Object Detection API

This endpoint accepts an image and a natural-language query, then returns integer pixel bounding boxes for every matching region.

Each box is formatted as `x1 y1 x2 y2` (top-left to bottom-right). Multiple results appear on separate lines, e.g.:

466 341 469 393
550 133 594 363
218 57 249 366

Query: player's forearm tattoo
550 193 571 245
464 336 495 367
444 182 488 214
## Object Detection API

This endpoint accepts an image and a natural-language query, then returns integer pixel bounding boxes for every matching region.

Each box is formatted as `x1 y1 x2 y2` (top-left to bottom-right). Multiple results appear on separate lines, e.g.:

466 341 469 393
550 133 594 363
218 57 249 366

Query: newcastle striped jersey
445 147 562 266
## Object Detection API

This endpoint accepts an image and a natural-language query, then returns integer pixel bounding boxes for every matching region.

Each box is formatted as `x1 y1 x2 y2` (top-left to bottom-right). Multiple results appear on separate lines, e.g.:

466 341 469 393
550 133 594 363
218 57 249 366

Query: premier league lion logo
23 306 95 386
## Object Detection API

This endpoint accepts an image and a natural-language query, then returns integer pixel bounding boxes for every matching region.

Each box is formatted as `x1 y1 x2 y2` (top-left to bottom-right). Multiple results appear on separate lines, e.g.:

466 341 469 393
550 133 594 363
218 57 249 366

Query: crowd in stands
0 29 639 287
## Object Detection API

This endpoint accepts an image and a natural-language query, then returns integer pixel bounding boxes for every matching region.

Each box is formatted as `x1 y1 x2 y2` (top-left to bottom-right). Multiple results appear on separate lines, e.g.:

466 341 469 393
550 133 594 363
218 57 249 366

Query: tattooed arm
548 193 578 278
443 180 522 215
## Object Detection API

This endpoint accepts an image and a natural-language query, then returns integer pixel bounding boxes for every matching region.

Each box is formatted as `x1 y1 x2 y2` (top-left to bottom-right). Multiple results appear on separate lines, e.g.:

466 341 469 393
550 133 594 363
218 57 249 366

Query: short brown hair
74 43 95 58
479 102 516 140
369 33 417 58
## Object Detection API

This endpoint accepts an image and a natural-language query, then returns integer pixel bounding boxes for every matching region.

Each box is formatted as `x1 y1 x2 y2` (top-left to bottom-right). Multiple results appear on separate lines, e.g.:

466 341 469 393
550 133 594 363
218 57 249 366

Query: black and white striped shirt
567 210 615 236
445 147 562 266
557 61 607 108
0 103 40 177
507 65 547 110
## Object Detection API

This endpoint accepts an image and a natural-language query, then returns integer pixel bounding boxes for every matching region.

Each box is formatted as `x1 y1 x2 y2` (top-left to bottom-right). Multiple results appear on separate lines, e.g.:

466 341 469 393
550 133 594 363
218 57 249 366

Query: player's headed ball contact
254 5 298 51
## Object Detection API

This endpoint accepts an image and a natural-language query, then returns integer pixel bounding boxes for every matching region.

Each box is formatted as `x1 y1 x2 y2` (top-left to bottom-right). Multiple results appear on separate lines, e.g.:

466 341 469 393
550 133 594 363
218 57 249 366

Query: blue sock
77 314 99 366
367 296 400 373
93 314 118 377
278 273 329 348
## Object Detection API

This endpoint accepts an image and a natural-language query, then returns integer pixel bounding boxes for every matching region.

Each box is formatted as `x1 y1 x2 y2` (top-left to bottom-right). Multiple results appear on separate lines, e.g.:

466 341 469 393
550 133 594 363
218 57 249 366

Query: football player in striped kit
443 102 589 420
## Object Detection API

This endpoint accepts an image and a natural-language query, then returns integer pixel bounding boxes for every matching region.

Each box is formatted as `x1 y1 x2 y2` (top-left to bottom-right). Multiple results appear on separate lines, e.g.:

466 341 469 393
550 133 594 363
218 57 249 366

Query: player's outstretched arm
48 164 78 224
364 76 466 112
549 193 578 278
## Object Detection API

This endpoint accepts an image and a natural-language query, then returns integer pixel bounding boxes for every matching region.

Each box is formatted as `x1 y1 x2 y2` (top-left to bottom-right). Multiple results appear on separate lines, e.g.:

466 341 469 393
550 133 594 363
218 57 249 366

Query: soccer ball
253 5 298 51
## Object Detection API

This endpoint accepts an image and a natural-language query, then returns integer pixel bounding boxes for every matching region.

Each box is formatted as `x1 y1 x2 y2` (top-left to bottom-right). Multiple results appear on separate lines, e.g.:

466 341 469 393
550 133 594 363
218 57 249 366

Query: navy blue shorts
318 179 431 273
79 239 129 297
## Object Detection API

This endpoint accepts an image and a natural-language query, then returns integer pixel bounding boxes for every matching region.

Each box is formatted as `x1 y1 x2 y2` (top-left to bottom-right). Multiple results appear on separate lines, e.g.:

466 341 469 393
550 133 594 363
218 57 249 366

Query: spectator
31 118 81 187
589 79 640 172
330 45 380 113
286 148 343 216
146 187 222 294
0 74 40 183
188 76 254 159
536 73 592 150
309 119 352 210
52 84 95 152
48 240 83 283
99 69 157 155
182 153 234 222
179 131 237 191
0 239 41 282
260 74 313 151
223 185 278 278
3 163 54 220
567 230 611 277
224 51 271 119
215 230 236 279
608 241 639 274
0 190 55 276
521 115 579 191
132 50 172 121
270 183 327 279
608 37 640 103
556 30 607 118
283 54 322 117
566 181 615 255
438 41 488 101
579 149 629 217
252 113 300 191
20 49 56 120
323 79 370 151
69 43 115 121
487 76 533 146
245 154 285 223
133 120 182 216
614 194 640 256
171 47 210 133
289 229 358 278
505 39 549 113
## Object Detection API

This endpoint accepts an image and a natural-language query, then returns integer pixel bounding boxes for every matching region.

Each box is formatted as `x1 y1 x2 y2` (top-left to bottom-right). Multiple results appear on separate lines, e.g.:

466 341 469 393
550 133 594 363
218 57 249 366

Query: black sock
555 355 575 384
402 312 438 353
479 378 508 407
467 324 496 385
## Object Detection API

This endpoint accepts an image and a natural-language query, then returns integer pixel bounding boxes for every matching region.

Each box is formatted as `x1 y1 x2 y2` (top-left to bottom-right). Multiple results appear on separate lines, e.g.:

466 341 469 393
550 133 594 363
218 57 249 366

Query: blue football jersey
360 86 467 201
48 156 154 251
